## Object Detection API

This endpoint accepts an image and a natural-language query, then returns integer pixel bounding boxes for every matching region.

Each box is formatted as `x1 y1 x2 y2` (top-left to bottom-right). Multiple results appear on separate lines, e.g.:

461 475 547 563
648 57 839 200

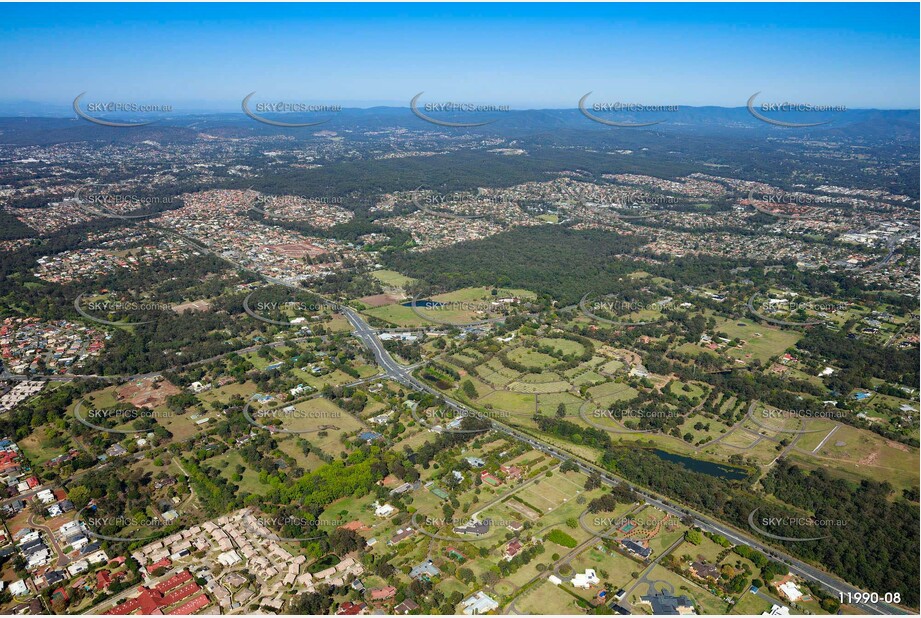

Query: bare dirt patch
116 376 181 409
359 293 403 308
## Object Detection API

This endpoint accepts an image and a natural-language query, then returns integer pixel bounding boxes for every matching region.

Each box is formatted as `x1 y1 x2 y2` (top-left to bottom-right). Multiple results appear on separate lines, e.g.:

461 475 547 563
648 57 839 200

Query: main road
46 207 905 616
341 306 905 615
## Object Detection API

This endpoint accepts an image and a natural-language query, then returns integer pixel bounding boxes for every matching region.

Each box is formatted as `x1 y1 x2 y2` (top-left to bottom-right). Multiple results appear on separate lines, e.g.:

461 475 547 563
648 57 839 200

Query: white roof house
778 581 803 602
9 579 28 596
571 568 600 589
462 591 499 615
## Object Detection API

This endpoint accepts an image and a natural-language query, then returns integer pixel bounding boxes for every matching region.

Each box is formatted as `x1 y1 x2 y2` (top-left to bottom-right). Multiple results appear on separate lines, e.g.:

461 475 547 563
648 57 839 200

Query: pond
649 449 748 480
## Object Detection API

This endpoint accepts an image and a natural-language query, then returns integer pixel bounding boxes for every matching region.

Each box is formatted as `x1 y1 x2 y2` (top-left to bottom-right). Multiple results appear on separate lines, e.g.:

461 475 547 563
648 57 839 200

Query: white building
218 549 242 566
571 568 600 589
462 591 499 615
778 581 803 602
9 579 28 596
374 502 397 518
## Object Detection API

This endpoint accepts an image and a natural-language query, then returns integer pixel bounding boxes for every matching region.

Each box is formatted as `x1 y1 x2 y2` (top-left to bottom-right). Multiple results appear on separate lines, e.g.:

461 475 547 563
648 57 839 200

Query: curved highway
342 305 906 615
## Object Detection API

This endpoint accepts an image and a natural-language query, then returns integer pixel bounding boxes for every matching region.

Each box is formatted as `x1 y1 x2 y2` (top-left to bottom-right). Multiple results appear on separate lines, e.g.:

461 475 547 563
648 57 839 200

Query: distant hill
0 105 916 146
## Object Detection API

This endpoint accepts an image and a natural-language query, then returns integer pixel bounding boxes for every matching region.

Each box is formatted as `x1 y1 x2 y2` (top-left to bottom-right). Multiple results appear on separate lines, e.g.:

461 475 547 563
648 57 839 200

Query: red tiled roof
147 558 172 573
168 594 209 615
96 570 112 591
370 586 396 600
337 601 367 615
156 570 192 594
104 571 199 615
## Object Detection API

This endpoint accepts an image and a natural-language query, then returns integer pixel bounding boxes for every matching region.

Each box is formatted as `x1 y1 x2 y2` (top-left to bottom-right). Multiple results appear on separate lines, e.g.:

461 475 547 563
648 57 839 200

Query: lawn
587 381 638 406
640 564 729 615
668 380 707 403
570 545 643 590
252 397 367 456
370 269 416 288
479 389 537 418
507 347 560 370
730 591 773 615
19 427 71 465
508 378 571 394
679 413 732 446
712 316 801 365
537 337 589 357
787 424 919 493
207 450 266 495
515 579 589 614
535 392 583 418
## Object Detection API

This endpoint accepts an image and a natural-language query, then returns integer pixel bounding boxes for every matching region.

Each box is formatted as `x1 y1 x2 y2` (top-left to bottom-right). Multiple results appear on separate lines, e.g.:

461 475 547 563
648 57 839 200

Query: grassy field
537 337 589 357
507 347 560 370
19 427 71 465
570 545 643 590
208 450 266 495
711 316 801 365
370 269 416 288
535 392 583 418
479 390 537 418
668 380 707 403
515 579 589 614
252 397 367 456
789 424 919 492
730 591 774 615
679 413 733 445
364 286 534 327
587 381 638 406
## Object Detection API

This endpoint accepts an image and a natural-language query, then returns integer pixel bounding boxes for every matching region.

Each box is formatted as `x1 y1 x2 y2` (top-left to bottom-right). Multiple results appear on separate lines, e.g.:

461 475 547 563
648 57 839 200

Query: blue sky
1 3 918 109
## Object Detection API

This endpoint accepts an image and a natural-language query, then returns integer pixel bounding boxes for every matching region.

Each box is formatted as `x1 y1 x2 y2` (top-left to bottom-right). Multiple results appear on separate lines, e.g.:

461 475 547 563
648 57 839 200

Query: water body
649 449 748 480
402 299 444 308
